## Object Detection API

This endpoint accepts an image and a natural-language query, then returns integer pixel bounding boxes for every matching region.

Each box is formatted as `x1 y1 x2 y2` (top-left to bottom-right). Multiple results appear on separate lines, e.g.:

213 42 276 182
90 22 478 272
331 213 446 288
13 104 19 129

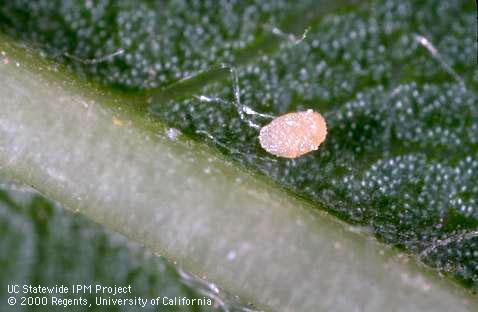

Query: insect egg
258 109 327 158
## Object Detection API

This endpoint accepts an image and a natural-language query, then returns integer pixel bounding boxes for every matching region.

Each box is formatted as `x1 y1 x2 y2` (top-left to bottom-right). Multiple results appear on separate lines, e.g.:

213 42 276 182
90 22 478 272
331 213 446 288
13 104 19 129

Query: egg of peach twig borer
258 109 327 158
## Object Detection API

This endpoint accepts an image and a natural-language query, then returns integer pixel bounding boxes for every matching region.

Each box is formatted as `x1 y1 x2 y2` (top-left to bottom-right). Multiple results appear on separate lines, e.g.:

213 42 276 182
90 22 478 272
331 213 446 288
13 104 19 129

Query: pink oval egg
259 110 327 158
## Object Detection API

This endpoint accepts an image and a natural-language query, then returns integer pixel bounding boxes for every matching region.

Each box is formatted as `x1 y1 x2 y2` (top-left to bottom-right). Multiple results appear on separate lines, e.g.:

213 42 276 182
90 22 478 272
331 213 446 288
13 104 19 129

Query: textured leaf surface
152 0 478 289
0 0 477 302
2 34 476 312
0 0 321 89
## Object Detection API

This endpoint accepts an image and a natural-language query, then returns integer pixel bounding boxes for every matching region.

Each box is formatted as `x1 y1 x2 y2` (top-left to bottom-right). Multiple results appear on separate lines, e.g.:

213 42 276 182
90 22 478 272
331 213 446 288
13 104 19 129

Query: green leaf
151 0 478 290
2 32 476 311
0 0 478 310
